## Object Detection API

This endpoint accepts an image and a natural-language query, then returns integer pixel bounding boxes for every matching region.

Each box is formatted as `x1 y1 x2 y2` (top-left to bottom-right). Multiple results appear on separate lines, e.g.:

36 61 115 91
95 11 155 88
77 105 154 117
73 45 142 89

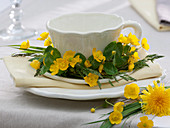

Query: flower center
143 123 147 127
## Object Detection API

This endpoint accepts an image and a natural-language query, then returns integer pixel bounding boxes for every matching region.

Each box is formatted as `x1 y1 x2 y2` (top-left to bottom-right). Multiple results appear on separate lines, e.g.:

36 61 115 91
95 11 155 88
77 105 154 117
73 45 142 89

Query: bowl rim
46 12 124 35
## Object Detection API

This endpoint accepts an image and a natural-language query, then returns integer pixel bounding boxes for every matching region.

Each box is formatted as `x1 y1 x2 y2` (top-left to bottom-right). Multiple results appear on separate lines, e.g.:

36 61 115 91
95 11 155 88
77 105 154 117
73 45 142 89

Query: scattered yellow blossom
118 34 129 44
30 60 40 70
84 73 99 87
56 58 69 71
44 37 52 46
49 61 59 75
98 64 104 73
37 32 49 40
132 52 140 62
84 60 92 68
109 111 123 124
141 38 150 51
92 48 106 62
137 116 154 128
113 102 124 112
140 81 170 117
130 46 136 52
124 83 140 99
128 32 140 46
128 62 135 71
91 108 95 113
20 40 30 49
69 55 82 68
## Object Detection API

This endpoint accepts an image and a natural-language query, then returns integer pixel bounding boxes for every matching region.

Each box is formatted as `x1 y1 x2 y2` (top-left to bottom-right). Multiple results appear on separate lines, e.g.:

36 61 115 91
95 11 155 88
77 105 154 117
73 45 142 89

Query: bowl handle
123 20 142 39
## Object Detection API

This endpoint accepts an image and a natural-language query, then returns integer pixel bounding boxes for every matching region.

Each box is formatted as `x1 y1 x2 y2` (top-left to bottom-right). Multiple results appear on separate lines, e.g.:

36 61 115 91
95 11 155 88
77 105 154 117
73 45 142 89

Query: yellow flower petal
30 60 40 70
44 37 52 46
124 83 140 99
92 48 106 62
56 58 69 71
84 73 99 87
84 60 92 68
141 38 150 50
109 111 123 124
20 40 30 49
37 32 49 40
98 64 104 73
113 102 124 112
137 116 154 128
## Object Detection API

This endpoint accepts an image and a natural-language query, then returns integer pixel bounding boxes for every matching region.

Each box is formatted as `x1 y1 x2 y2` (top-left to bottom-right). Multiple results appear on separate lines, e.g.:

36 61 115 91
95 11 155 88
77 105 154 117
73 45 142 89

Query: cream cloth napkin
3 50 162 90
129 0 170 31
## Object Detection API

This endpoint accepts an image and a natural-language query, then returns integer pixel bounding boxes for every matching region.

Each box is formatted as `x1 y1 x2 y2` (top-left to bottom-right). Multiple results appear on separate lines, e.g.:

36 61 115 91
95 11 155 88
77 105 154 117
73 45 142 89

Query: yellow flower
128 32 140 46
49 60 59 75
137 116 154 128
92 48 106 62
37 32 49 40
30 60 40 70
118 34 129 44
141 38 150 51
90 108 95 113
112 51 116 55
128 62 135 71
20 40 30 49
124 83 140 99
130 46 136 52
63 51 81 68
140 81 170 117
113 102 124 112
56 58 69 71
84 73 99 87
109 111 123 124
84 60 92 68
51 50 53 55
98 64 104 73
133 52 140 62
69 55 82 68
44 37 52 46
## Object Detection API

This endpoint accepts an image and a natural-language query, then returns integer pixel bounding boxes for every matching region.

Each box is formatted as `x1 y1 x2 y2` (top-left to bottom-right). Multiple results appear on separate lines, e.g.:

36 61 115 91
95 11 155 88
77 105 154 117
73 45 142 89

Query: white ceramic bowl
46 13 142 58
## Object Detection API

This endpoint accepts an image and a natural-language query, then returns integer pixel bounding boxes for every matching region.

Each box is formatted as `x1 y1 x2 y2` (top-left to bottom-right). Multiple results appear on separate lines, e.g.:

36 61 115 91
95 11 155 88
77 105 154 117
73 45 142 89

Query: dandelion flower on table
140 81 170 117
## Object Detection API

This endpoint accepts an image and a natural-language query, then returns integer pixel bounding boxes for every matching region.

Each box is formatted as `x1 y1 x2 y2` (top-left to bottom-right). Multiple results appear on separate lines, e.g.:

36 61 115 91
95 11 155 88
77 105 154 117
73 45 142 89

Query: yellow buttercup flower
20 40 30 49
130 46 136 52
137 116 154 128
56 58 69 71
133 52 140 62
109 111 123 124
69 55 82 68
128 32 140 46
84 60 92 68
90 108 95 113
44 37 52 46
118 34 129 44
30 60 40 70
128 62 135 71
49 60 59 75
113 102 124 112
124 83 140 99
140 81 170 117
98 64 104 73
92 48 106 62
141 38 150 51
37 32 49 40
63 51 81 68
84 73 99 87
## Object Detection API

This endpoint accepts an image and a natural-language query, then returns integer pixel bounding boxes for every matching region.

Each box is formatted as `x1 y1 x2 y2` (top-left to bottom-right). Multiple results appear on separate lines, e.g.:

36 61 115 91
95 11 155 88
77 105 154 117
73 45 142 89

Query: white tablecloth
0 0 170 128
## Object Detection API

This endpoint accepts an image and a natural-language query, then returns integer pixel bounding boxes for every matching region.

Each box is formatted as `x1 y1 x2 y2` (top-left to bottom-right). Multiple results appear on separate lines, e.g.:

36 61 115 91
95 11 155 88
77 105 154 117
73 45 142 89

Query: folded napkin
156 0 170 26
3 49 162 90
129 0 170 31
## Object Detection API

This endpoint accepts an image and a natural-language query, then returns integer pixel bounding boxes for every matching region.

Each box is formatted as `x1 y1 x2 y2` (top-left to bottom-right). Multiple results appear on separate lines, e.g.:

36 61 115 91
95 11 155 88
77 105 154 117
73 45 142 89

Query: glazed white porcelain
26 71 165 100
46 13 142 57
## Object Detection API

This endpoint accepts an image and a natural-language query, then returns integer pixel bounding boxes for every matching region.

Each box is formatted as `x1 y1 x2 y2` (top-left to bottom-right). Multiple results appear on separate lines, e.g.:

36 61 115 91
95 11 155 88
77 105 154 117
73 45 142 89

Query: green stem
105 99 114 107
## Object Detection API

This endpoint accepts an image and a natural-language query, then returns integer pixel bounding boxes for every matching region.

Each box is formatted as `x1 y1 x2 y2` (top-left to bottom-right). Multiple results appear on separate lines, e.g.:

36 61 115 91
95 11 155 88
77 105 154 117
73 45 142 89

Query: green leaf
44 46 53 54
100 119 112 128
40 66 49 75
88 55 100 69
97 81 102 89
104 62 118 75
7 45 45 51
44 54 54 67
109 80 114 87
103 41 117 60
123 45 131 54
52 48 61 59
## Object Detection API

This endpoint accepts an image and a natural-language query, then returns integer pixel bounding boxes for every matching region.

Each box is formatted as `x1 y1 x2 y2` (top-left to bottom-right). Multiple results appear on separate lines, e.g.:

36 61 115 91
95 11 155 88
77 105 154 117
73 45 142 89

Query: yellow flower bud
112 51 116 55
90 108 95 113
20 40 30 49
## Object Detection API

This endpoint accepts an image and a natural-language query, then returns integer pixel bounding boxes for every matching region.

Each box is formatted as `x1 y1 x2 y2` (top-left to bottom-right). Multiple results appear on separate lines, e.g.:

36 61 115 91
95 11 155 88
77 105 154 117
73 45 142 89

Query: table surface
0 0 170 128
